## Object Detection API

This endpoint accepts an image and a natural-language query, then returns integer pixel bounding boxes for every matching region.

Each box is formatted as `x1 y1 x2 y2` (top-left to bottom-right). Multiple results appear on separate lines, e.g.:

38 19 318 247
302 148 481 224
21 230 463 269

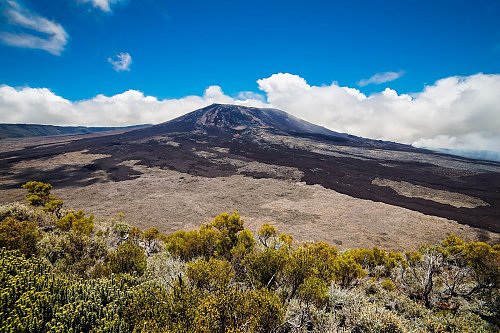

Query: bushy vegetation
0 181 499 332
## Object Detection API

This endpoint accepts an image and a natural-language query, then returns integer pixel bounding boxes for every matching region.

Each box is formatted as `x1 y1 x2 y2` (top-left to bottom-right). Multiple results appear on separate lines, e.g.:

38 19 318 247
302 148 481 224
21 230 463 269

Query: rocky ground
1 104 499 248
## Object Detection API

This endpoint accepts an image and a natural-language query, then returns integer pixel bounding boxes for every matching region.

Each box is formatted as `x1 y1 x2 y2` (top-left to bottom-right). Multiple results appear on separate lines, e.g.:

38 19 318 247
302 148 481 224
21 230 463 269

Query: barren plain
1 104 499 249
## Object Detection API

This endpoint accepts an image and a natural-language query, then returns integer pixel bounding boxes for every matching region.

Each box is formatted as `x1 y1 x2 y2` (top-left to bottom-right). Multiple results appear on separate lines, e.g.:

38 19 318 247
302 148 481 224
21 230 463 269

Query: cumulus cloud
79 0 125 12
1 72 499 159
108 52 132 72
357 71 405 87
258 72 500 156
0 0 68 55
0 85 266 127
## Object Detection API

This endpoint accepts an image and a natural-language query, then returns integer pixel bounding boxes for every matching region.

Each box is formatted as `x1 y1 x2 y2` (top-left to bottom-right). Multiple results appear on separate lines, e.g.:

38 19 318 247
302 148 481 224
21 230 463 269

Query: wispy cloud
357 71 405 87
108 52 132 72
0 0 68 55
79 0 126 12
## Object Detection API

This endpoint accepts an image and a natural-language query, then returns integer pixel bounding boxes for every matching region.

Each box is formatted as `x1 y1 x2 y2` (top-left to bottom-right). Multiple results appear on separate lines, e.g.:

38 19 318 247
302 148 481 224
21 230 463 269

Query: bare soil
1 121 499 246
1 156 498 250
372 178 488 209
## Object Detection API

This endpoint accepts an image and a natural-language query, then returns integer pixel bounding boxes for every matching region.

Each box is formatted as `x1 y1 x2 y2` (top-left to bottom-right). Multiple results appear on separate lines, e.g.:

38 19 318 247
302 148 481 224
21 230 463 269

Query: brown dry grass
10 150 111 171
372 178 488 209
1 134 498 250
2 158 496 250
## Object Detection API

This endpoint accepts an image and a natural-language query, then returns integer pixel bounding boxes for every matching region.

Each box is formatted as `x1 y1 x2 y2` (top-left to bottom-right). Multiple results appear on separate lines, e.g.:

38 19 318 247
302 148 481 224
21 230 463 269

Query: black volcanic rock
158 103 348 137
1 103 500 235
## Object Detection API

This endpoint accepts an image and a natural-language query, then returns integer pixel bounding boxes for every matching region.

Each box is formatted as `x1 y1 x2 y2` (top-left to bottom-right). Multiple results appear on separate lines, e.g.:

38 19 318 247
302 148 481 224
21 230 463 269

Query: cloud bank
108 52 132 72
0 84 266 127
258 73 500 155
0 0 68 55
1 72 499 159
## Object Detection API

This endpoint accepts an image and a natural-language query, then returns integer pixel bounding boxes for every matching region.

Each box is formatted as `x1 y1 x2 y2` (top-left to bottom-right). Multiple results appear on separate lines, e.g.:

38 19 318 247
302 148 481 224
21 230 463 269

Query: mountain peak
166 103 344 137
195 104 266 130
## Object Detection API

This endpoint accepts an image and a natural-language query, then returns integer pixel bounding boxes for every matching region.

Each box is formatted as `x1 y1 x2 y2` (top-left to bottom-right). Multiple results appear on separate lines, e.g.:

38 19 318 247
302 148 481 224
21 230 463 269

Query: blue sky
1 0 499 100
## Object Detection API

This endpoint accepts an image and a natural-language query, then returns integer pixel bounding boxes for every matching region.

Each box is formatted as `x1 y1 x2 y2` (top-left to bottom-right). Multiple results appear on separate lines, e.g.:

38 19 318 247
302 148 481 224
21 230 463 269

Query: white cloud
257 72 500 155
1 72 499 159
0 0 68 55
357 71 405 87
79 0 125 12
108 52 132 72
0 85 266 127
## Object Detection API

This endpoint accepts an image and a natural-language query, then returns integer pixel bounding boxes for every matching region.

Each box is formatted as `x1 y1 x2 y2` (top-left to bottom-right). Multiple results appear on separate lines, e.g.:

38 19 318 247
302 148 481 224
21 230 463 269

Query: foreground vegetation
0 181 499 332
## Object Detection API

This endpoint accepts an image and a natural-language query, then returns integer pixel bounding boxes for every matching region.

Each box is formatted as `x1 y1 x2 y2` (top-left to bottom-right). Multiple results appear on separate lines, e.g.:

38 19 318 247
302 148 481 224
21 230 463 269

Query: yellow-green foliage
462 241 500 285
331 254 366 287
0 248 133 333
193 287 284 333
297 276 329 307
143 227 160 243
164 229 203 260
108 240 147 276
282 242 338 299
0 217 41 257
187 258 234 291
22 181 64 216
244 246 288 289
0 182 498 332
56 210 94 235
258 223 278 247
207 211 244 258
164 211 248 260
381 278 396 291
345 247 403 277
22 181 53 206
230 228 256 262
142 227 163 255
128 226 142 243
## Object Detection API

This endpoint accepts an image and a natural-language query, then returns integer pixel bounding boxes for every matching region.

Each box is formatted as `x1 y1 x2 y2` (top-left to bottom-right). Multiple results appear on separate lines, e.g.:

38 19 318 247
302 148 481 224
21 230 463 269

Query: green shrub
2 182 499 332
193 286 284 333
22 181 64 216
332 255 366 287
108 240 147 276
0 202 55 228
56 210 94 235
382 278 396 291
186 258 234 291
0 217 41 257
297 276 329 308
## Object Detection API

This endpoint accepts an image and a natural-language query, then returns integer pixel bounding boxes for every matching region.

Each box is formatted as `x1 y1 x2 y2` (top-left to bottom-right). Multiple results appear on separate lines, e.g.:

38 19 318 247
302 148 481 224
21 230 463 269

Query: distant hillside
429 147 500 163
0 123 149 139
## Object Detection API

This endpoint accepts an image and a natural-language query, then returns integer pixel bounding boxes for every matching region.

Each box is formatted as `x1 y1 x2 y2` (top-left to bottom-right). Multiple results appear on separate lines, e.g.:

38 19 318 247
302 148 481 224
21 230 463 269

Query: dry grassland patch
6 160 490 251
11 150 111 172
372 178 489 208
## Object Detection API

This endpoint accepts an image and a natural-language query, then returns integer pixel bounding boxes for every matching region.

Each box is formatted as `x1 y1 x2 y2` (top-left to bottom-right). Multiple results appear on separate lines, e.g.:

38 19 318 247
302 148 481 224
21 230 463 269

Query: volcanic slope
1 104 499 248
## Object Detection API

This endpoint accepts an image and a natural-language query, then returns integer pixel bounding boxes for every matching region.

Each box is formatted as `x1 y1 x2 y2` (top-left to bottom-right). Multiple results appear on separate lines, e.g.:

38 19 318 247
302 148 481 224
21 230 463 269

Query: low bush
0 181 498 332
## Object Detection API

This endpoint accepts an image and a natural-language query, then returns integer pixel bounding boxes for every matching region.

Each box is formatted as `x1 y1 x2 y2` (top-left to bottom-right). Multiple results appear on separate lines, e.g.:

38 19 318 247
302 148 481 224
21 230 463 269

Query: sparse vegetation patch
0 181 498 332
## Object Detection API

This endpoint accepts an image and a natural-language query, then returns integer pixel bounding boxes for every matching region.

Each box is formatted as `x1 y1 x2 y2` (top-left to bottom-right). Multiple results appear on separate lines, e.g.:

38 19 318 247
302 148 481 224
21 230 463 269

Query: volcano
164 104 344 136
1 104 499 249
